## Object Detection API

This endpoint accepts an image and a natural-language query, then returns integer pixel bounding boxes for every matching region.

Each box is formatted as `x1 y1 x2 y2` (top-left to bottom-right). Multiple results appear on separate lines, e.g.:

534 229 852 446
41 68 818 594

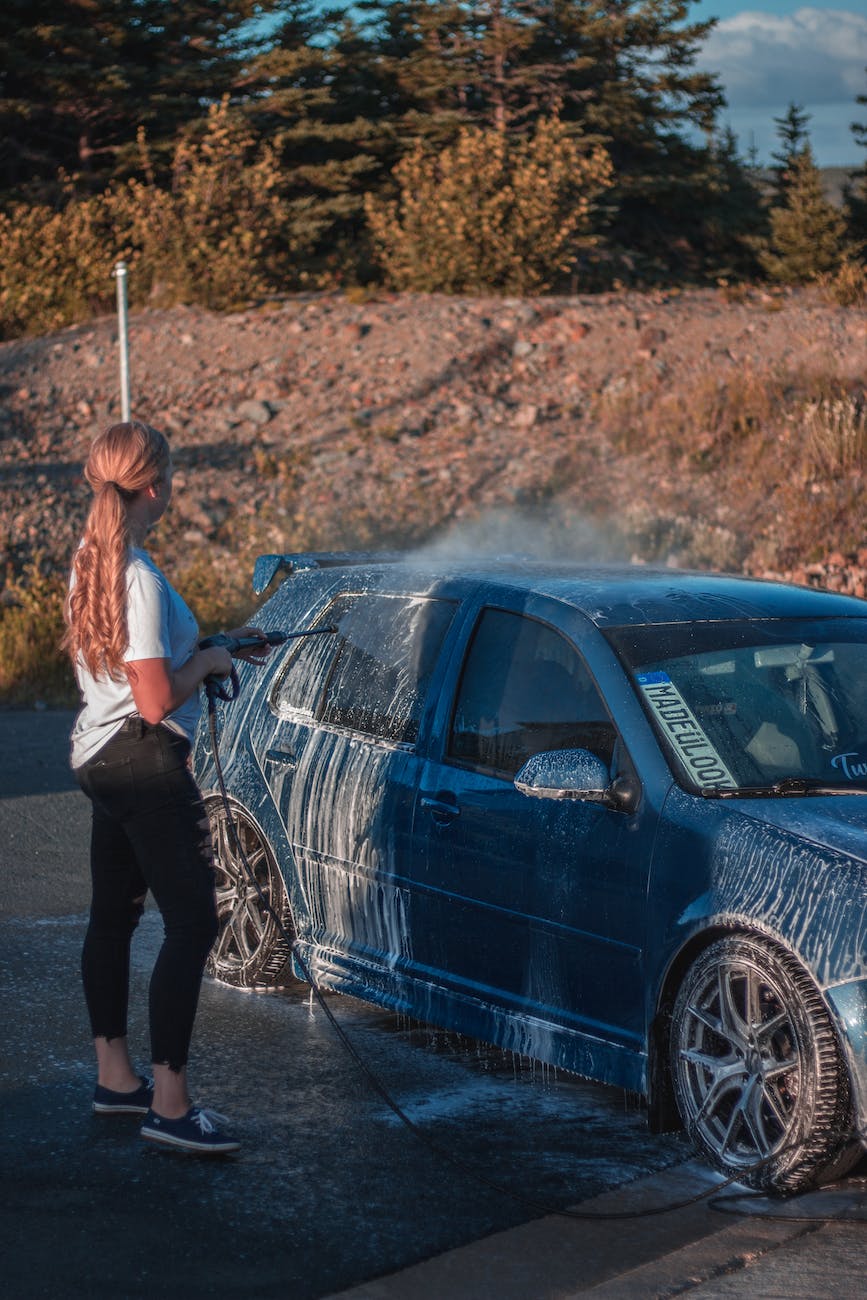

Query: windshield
605 617 867 794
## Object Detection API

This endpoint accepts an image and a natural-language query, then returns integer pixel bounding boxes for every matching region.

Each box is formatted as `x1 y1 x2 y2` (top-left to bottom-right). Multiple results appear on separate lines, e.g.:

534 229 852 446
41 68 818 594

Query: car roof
259 552 867 629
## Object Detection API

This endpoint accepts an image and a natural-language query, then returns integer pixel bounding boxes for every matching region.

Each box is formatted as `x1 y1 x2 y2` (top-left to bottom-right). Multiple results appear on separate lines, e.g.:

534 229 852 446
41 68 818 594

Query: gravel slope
2 287 865 596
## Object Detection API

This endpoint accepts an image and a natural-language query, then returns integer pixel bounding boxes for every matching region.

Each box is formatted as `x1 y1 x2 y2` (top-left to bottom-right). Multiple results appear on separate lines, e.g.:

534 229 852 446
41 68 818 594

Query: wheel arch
202 785 299 902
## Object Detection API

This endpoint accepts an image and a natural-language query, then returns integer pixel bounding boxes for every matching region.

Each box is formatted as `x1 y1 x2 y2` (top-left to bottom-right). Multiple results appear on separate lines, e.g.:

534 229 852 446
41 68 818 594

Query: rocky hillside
2 286 866 614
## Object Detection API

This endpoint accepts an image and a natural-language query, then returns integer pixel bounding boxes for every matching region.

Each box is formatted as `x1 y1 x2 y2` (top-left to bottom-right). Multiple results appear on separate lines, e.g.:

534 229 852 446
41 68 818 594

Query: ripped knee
131 893 146 925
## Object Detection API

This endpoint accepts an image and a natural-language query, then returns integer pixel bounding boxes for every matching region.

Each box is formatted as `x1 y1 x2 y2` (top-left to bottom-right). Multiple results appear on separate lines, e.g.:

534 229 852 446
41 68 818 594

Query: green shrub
0 560 75 706
0 546 263 706
123 101 287 311
0 99 288 338
168 550 260 637
365 115 613 294
821 257 867 307
0 192 121 338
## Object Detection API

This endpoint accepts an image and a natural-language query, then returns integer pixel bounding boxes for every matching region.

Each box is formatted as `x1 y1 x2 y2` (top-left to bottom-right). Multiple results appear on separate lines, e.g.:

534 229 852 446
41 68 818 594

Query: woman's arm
126 646 233 725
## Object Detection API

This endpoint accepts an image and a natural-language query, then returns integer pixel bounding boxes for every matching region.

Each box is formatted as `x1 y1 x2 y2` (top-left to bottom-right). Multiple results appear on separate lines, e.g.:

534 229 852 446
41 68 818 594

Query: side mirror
515 749 611 802
514 749 641 813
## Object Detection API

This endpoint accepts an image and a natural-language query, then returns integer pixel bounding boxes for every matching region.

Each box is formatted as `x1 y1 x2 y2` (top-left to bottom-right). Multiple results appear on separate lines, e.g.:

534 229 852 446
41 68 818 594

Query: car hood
664 787 867 986
733 796 867 868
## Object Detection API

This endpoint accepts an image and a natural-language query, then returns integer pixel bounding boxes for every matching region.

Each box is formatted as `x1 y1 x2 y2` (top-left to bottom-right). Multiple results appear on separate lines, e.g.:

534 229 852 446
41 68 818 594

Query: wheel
205 796 300 989
670 934 860 1193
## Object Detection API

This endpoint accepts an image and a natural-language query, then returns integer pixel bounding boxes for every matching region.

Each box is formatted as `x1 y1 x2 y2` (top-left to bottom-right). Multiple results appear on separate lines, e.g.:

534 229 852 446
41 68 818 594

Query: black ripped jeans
76 719 219 1073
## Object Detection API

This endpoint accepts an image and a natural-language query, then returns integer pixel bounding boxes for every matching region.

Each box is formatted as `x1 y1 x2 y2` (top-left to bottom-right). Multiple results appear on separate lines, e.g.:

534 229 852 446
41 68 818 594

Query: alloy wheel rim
208 801 275 975
676 958 804 1168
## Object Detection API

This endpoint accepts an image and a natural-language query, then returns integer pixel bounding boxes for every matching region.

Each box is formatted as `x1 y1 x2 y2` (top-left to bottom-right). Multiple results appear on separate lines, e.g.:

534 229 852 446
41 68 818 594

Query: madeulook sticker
637 671 737 789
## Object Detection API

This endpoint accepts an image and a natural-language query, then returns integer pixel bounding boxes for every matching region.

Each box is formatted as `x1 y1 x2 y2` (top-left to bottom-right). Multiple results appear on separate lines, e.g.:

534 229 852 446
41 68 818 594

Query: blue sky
691 0 866 165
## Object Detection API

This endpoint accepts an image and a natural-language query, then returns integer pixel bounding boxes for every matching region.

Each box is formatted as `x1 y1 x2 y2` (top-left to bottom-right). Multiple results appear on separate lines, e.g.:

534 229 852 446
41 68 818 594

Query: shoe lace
191 1107 229 1135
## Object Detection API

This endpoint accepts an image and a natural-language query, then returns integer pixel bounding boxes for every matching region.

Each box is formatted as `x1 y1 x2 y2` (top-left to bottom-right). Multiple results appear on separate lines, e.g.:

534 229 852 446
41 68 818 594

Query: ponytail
63 422 170 681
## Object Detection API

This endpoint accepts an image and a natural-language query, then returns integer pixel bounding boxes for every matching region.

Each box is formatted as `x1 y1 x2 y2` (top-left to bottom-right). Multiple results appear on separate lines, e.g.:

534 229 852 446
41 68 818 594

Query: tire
205 796 300 990
670 934 860 1193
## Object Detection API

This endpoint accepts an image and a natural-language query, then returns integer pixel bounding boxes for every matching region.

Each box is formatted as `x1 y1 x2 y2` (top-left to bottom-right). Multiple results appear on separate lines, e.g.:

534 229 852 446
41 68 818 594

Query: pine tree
774 102 816 170
355 0 734 280
770 102 812 204
0 0 280 203
844 69 867 253
353 0 571 137
760 145 846 284
698 127 768 281
536 0 727 275
446 0 577 132
243 3 402 280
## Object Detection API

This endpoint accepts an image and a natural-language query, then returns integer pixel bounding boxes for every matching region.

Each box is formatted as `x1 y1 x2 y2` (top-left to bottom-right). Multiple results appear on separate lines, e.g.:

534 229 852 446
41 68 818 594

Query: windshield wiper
700 777 867 799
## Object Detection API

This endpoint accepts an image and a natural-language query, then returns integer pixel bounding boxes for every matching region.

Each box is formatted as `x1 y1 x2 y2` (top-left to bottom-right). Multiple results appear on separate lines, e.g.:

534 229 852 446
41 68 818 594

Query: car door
415 600 650 1048
267 590 458 980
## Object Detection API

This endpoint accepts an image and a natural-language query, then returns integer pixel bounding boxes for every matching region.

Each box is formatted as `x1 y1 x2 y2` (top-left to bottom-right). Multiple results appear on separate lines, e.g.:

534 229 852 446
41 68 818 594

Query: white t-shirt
70 548 200 768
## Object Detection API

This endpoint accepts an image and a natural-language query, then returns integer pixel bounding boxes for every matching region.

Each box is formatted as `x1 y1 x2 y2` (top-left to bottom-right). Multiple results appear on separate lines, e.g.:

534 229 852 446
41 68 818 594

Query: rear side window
448 608 615 778
274 593 456 745
272 598 351 716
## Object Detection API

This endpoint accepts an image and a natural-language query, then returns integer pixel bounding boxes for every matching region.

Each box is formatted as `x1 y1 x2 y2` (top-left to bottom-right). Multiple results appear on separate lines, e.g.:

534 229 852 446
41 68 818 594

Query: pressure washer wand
199 627 335 656
200 626 337 704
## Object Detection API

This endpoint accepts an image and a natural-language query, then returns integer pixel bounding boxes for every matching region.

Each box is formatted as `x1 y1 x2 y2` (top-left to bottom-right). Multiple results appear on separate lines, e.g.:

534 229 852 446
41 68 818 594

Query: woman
64 420 268 1155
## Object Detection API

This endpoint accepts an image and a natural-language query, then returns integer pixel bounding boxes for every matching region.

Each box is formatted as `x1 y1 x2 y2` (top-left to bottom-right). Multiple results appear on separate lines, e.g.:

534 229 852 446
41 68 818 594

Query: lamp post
114 260 131 421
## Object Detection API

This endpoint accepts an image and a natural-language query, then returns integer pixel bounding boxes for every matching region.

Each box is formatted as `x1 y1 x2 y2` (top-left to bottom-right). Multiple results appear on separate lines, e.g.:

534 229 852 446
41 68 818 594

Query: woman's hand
203 646 233 679
226 625 272 665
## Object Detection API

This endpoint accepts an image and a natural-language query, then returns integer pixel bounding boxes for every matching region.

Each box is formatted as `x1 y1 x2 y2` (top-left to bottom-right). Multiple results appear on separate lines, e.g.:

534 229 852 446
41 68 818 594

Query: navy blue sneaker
92 1075 154 1115
140 1106 241 1155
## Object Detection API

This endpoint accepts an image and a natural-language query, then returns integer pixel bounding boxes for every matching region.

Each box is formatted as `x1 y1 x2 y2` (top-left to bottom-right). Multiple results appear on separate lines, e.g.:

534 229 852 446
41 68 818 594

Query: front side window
448 608 616 778
607 617 867 793
274 592 456 745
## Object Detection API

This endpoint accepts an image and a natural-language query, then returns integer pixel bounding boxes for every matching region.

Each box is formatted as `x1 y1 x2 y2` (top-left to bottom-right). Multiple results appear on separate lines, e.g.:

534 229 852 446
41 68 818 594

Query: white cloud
697 7 867 108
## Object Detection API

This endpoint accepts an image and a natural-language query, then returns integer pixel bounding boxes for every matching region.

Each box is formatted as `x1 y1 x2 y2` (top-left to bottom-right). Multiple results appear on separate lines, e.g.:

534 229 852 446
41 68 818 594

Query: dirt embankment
1 287 866 600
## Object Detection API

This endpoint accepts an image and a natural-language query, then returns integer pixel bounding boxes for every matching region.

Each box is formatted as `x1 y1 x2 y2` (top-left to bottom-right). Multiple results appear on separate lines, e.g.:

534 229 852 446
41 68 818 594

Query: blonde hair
63 421 170 681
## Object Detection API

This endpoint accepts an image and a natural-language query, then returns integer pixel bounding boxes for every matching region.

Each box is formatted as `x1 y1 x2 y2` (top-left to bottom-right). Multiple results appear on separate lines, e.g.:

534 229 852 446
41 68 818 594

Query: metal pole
114 260 131 422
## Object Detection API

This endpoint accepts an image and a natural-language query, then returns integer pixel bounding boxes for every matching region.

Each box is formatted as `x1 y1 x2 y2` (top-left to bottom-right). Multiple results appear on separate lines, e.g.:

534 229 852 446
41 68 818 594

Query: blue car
193 552 867 1193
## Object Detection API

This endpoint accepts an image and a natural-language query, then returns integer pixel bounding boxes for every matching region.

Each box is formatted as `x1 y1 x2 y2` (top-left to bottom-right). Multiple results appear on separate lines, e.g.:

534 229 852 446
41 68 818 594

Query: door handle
420 796 460 823
265 748 296 767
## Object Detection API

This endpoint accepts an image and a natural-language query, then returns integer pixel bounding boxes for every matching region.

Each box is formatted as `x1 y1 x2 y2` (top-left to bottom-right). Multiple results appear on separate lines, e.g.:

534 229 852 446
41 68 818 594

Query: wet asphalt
0 709 690 1298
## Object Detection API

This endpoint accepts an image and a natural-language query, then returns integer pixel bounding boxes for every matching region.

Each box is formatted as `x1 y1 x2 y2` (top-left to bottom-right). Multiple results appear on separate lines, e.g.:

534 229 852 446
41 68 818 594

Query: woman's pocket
143 725 199 812
79 754 138 822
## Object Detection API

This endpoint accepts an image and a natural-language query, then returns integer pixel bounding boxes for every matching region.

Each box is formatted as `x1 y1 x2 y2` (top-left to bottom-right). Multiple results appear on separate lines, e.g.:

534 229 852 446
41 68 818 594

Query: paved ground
326 1163 867 1299
1 709 865 1298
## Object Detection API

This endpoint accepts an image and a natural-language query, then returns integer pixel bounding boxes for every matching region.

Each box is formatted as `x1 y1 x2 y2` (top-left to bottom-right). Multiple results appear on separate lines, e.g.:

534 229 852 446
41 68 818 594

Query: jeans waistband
117 716 189 745
81 717 191 773
119 715 148 738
